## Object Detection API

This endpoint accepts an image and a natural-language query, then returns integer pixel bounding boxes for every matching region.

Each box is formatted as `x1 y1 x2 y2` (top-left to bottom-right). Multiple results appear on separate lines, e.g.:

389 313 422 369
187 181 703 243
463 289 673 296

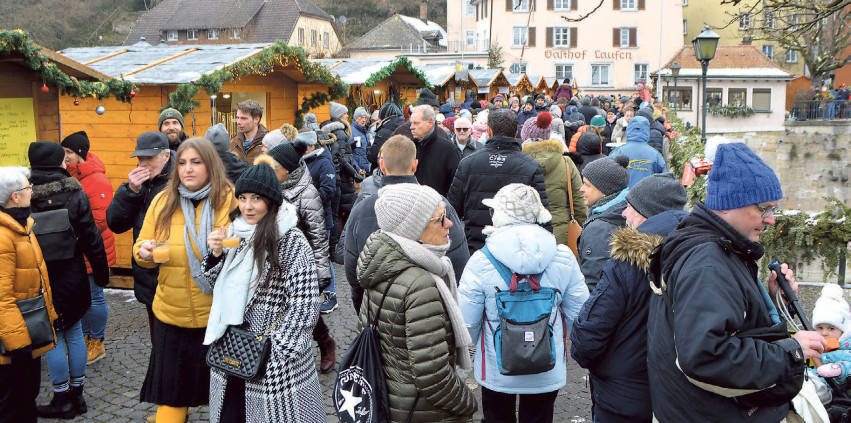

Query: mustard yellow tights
154 405 188 423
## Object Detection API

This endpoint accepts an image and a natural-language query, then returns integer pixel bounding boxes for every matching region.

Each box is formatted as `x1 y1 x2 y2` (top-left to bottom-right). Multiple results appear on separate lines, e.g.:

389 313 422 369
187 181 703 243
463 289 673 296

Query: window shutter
570 27 578 48
571 0 578 10
638 0 645 9
529 27 536 47
548 0 554 10
629 28 637 47
507 0 513 11
546 27 553 47
613 28 619 47
613 0 620 10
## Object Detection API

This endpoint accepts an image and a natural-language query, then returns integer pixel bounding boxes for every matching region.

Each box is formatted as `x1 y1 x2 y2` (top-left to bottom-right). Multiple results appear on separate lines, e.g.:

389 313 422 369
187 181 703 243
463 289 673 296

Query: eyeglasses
755 204 779 218
15 184 33 192
428 213 447 228
455 127 471 132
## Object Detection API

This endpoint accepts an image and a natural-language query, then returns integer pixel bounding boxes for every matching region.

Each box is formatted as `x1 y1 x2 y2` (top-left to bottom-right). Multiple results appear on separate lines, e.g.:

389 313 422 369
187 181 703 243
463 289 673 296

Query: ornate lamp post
693 26 720 143
670 62 681 110
664 75 671 105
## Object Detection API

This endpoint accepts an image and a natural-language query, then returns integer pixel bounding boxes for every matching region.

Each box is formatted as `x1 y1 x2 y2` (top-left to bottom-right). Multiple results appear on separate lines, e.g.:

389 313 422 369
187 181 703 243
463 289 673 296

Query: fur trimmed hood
609 226 665 272
32 176 82 200
522 138 565 155
320 120 347 134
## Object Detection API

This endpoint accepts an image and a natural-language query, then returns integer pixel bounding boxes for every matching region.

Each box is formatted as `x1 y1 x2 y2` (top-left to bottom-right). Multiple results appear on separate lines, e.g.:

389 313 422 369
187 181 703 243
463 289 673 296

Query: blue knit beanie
705 143 782 210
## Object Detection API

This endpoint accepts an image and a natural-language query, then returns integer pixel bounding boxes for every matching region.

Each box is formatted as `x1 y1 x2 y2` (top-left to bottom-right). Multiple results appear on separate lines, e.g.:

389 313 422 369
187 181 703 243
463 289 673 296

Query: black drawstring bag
334 278 395 423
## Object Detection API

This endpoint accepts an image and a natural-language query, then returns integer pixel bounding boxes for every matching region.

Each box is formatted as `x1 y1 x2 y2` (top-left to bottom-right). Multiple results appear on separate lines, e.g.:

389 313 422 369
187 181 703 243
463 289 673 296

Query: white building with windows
446 0 683 94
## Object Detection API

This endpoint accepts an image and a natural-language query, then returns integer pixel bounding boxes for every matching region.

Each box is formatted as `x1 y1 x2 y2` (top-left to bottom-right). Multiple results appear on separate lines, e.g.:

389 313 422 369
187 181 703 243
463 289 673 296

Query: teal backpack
481 246 565 378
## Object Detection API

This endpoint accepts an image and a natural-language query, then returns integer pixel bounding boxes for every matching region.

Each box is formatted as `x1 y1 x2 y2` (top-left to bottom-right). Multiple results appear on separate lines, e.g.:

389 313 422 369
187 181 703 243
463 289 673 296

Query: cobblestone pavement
37 263 597 422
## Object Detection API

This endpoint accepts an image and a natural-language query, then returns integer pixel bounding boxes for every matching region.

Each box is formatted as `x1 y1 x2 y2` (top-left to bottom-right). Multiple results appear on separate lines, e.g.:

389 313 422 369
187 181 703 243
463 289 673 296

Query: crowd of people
0 85 833 423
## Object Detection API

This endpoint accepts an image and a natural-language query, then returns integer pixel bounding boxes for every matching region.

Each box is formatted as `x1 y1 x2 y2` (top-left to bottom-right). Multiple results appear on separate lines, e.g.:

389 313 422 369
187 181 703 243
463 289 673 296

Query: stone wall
718 120 850 284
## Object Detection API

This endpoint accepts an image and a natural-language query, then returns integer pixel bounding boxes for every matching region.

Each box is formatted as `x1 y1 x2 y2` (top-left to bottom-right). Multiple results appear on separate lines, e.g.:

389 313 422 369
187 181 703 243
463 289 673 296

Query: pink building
446 0 684 95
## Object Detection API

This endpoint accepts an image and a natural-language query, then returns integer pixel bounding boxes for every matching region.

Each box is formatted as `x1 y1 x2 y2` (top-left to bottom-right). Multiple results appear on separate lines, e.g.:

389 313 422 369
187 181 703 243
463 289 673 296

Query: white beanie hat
482 183 552 228
262 129 287 150
375 183 442 241
812 283 850 338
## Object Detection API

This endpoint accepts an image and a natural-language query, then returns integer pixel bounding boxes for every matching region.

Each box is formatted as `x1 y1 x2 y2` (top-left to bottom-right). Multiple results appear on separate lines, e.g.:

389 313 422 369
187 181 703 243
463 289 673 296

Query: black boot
70 385 87 414
36 390 76 419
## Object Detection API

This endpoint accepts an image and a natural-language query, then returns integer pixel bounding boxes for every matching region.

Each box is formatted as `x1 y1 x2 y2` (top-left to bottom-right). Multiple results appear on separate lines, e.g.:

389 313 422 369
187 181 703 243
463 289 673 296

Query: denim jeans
81 275 108 340
43 320 87 386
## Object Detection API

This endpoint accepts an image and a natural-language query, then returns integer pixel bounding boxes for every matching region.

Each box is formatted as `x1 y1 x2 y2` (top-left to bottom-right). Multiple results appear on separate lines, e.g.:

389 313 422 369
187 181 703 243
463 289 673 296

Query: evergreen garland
0 29 137 102
162 40 347 126
707 104 756 118
666 111 708 205
362 56 433 89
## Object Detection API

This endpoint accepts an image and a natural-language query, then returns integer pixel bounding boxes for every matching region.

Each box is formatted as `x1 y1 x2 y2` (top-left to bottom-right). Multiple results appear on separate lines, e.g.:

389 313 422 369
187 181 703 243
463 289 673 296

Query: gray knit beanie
205 123 230 153
353 107 369 120
583 155 630 196
626 173 687 219
296 130 318 146
329 102 348 120
262 129 288 151
303 113 320 131
375 183 442 241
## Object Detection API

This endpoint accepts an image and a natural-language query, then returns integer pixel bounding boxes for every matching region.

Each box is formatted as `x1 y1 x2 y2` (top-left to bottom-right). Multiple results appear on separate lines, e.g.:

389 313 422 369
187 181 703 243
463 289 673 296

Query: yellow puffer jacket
0 211 58 365
133 189 236 328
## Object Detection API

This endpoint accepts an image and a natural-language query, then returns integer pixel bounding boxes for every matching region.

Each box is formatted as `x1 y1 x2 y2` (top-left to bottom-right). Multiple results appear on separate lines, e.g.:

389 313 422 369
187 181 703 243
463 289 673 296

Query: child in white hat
809 284 851 398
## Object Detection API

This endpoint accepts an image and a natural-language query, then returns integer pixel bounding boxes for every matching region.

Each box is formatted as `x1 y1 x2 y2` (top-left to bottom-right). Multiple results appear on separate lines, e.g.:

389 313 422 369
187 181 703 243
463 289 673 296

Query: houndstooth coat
205 227 325 423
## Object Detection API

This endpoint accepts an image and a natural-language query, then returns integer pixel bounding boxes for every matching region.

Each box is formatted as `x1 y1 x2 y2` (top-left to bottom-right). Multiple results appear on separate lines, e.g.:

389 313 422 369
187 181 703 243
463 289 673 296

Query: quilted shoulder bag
205 312 284 380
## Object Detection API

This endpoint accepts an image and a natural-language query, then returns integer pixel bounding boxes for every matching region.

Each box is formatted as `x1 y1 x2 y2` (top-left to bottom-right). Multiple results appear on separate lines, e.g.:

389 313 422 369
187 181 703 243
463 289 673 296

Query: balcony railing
786 100 851 121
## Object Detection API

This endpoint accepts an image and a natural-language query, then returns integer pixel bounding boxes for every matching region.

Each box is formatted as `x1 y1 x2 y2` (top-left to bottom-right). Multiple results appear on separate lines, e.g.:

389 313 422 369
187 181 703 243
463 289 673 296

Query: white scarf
203 203 298 345
384 231 473 371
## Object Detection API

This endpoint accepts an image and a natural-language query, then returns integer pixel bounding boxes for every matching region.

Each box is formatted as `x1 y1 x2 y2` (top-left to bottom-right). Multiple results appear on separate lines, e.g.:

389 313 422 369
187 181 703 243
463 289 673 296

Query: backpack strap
481 245 543 294
481 246 512 285
368 276 398 330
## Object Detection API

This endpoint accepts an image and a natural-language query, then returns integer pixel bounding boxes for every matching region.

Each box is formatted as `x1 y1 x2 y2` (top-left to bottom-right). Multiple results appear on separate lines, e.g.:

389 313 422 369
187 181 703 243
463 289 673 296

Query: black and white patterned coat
204 227 325 423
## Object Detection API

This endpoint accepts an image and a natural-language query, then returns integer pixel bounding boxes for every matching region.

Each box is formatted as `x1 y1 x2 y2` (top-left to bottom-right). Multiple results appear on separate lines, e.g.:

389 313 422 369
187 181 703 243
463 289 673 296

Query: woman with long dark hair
134 138 237 423
203 163 324 423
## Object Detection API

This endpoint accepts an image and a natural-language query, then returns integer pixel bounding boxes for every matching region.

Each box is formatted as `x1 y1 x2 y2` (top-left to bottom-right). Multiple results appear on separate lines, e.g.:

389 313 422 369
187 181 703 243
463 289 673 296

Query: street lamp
664 75 671 105
693 26 720 143
670 62 681 110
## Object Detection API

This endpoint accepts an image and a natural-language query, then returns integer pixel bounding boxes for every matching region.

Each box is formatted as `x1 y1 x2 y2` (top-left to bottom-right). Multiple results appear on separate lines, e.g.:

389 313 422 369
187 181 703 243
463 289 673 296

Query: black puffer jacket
31 168 109 330
368 114 404 169
647 203 805 422
217 150 247 184
447 135 551 254
321 119 361 214
107 155 174 305
282 164 331 285
570 211 686 421
410 126 460 197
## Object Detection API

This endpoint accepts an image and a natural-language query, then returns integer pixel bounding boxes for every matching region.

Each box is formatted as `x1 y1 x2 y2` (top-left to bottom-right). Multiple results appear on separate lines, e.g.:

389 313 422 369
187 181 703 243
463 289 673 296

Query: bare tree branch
559 0 605 23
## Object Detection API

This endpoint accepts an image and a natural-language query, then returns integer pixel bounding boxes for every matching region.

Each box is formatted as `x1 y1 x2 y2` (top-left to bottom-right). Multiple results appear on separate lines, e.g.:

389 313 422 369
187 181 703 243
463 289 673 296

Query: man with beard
158 108 187 150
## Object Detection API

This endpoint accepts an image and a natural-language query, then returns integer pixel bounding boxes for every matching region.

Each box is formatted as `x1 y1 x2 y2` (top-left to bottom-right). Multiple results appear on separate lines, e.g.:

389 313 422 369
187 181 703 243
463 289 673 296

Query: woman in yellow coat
0 166 58 423
133 138 237 423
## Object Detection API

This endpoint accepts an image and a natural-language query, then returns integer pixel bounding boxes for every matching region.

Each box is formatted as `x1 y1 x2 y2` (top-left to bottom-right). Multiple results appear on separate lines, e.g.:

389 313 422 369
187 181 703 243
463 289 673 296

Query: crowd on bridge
0 81 839 423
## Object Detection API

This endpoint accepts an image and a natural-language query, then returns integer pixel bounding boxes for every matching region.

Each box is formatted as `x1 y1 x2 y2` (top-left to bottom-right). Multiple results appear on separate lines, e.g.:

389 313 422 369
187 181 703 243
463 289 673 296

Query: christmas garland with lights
362 56 433 89
0 29 137 102
163 40 347 127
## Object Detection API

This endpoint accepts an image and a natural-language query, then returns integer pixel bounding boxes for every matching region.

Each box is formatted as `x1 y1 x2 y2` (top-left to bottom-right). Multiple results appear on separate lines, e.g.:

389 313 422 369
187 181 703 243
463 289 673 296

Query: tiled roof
655 45 793 79
345 14 446 52
125 0 333 46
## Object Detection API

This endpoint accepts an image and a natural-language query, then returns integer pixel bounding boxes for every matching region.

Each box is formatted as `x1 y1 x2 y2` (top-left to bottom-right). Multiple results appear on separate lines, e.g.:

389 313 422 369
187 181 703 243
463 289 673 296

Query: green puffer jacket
357 231 477 422
522 139 588 243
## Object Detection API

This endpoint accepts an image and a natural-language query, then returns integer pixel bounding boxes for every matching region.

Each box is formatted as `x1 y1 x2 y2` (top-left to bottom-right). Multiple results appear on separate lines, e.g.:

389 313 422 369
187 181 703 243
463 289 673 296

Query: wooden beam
83 50 129 66
124 48 198 76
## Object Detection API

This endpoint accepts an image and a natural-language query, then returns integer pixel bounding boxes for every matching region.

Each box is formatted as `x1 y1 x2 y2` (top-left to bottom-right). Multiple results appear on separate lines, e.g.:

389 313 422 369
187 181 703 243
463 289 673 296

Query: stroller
771 261 851 423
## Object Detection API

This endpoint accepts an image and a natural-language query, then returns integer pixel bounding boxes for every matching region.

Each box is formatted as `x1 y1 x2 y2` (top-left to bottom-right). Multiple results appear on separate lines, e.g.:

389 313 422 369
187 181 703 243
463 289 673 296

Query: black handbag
0 267 54 354
205 313 284 380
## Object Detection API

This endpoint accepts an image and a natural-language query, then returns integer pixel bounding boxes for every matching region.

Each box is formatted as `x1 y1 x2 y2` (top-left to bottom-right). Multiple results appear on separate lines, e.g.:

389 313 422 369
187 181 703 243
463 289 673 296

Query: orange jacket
0 211 58 365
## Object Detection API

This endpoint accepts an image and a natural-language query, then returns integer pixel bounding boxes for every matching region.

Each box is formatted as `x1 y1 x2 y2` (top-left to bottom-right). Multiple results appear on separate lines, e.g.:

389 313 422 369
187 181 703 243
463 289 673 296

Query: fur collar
321 120 346 134
32 177 82 200
522 139 564 155
609 225 665 272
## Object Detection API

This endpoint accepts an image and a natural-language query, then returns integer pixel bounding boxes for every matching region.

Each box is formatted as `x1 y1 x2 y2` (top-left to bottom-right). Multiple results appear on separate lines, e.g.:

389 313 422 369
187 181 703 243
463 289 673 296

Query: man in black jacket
106 132 173 341
448 108 551 254
367 102 405 169
344 135 469 313
409 105 461 196
646 142 825 422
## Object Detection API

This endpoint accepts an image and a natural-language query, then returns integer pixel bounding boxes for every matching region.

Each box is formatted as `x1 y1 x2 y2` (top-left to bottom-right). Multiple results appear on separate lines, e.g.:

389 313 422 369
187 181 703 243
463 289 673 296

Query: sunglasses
755 204 779 218
455 127 471 132
428 213 448 228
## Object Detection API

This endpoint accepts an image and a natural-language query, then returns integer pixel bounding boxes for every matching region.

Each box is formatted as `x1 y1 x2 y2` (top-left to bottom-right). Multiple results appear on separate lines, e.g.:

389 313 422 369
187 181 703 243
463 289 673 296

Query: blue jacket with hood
457 223 589 394
608 116 666 188
570 210 687 420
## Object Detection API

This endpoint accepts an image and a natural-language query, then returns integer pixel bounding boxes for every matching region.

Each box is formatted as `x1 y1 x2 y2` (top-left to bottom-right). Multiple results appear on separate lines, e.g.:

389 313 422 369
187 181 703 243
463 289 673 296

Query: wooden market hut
57 41 346 276
316 56 431 111
469 68 510 102
0 30 136 167
537 76 559 95
418 63 458 103
506 73 535 97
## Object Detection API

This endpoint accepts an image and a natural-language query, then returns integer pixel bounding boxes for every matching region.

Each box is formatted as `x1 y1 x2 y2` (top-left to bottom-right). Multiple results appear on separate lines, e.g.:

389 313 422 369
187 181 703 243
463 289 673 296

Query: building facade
445 0 683 94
